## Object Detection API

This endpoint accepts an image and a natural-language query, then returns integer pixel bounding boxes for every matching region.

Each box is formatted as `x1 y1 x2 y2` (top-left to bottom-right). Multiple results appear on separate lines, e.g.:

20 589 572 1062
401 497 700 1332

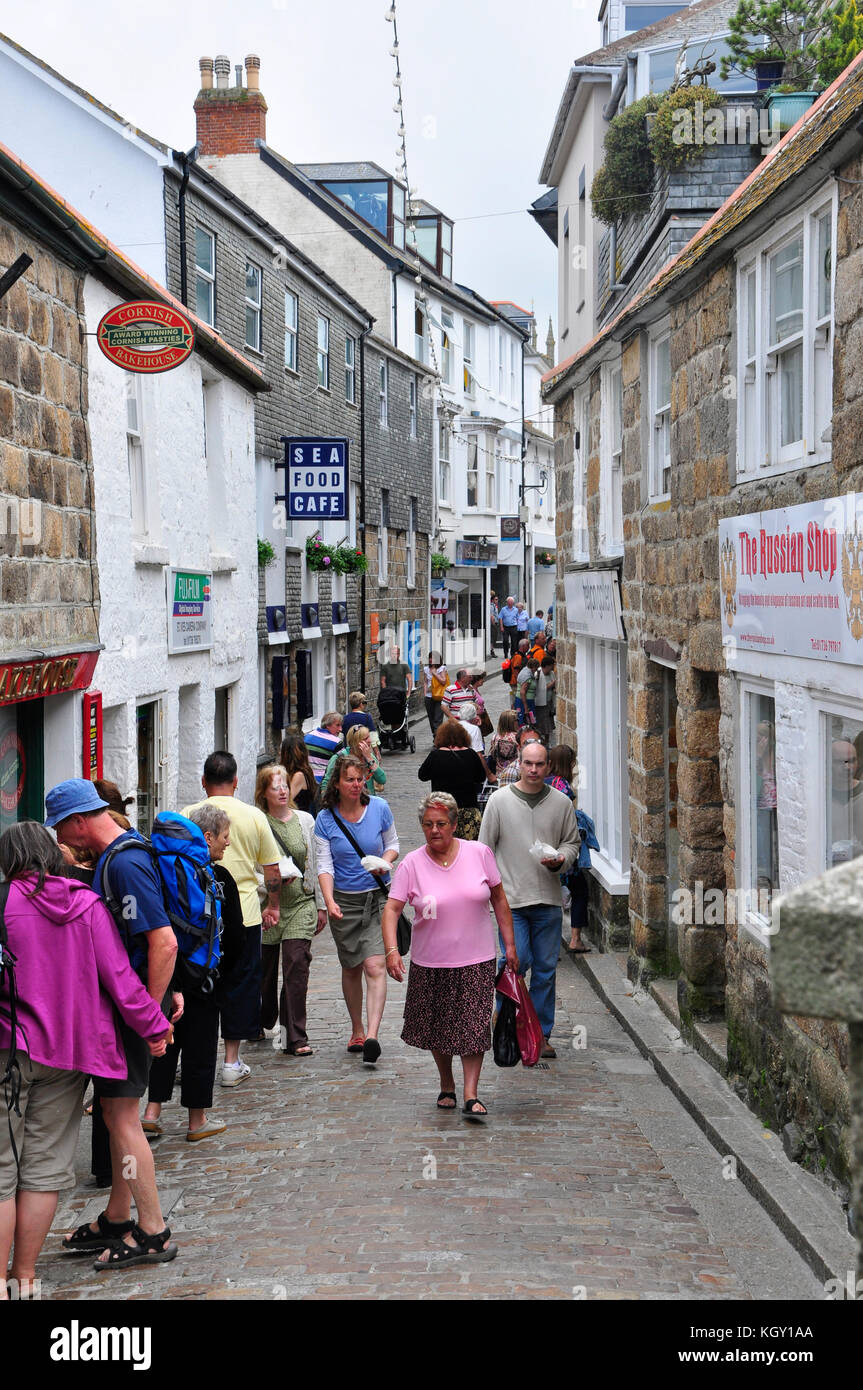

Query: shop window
825 712 863 870
749 692 779 894
575 636 629 878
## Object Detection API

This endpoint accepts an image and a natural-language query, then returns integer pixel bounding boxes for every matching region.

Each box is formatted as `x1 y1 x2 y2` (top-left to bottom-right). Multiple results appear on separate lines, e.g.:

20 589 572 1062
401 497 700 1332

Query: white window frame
194 226 215 327
414 297 427 365
441 310 454 386
345 334 356 403
466 435 479 509
126 374 149 539
438 418 451 504
818 693 863 877
485 442 496 511
379 359 389 427
600 361 625 556
575 635 630 889
572 387 589 562
736 185 836 482
737 677 780 950
463 320 476 397
378 488 389 585
510 338 517 402
244 261 262 352
409 374 417 437
498 331 505 396
317 315 330 390
648 324 672 503
406 496 417 588
284 289 298 373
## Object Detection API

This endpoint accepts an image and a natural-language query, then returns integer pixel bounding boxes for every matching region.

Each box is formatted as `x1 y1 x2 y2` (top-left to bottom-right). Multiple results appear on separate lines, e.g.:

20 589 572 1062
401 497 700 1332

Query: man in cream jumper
479 741 581 1057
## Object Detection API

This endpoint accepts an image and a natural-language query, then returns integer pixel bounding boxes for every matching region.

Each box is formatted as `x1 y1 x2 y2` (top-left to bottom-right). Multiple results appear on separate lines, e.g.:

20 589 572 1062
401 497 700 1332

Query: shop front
719 493 863 940
0 649 100 832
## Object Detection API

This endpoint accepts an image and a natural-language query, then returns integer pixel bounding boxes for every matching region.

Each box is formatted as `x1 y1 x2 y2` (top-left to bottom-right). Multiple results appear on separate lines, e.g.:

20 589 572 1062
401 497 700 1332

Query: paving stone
35 673 826 1301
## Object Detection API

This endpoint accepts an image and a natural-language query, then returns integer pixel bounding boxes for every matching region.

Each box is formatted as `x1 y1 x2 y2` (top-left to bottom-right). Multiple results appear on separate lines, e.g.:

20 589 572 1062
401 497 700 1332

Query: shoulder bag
329 810 411 956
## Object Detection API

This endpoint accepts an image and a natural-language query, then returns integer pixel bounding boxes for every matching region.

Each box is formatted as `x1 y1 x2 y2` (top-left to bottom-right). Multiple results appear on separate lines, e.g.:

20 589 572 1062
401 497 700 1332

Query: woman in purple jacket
0 822 171 1300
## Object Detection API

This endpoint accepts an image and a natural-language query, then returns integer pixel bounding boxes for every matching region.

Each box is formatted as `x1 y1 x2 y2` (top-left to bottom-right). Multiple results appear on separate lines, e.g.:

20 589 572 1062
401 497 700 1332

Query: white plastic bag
361 854 392 875
529 838 558 863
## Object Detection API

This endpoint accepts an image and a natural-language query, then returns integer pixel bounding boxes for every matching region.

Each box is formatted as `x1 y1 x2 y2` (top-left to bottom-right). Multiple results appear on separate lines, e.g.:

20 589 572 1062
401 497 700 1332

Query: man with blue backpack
46 779 182 1271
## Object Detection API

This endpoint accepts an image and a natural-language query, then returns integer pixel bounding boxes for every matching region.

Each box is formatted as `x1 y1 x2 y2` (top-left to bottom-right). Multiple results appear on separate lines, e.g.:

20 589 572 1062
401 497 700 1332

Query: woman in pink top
0 822 171 1300
382 792 518 1120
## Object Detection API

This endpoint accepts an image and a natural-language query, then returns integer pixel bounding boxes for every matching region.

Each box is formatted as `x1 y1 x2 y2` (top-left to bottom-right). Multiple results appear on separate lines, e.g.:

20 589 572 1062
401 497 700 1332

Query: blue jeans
498 904 562 1038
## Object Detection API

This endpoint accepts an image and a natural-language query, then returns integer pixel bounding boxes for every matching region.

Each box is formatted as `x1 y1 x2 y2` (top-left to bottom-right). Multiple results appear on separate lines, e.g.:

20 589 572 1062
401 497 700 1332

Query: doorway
0 700 44 834
136 700 162 830
663 668 680 930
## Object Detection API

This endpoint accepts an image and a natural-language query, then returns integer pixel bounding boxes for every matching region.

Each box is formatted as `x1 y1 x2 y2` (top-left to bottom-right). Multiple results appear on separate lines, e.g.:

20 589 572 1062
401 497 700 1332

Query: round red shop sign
97 299 195 374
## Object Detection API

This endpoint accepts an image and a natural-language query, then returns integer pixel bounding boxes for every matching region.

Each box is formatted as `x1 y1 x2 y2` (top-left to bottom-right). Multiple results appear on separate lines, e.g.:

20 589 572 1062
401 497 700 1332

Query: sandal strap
130 1223 172 1251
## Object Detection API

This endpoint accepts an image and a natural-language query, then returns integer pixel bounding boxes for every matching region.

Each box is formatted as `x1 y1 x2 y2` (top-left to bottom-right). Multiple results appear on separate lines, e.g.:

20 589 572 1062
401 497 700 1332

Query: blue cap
44 778 110 827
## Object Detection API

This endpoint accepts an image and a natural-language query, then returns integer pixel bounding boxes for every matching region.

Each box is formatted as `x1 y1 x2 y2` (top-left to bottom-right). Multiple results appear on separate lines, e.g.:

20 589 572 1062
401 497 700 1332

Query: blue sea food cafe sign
280 436 349 519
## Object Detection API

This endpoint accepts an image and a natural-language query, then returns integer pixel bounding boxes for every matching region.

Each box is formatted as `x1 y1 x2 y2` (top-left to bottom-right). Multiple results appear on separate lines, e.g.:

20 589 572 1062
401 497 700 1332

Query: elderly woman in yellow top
321 724 386 798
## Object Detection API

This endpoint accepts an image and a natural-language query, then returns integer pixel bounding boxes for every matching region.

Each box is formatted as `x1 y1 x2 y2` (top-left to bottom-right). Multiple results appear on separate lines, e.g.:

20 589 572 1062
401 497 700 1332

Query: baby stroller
377 687 416 754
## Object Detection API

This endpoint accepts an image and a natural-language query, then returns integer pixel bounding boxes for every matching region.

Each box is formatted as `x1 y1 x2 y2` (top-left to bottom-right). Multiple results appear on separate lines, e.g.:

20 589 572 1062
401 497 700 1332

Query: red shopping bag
495 965 544 1068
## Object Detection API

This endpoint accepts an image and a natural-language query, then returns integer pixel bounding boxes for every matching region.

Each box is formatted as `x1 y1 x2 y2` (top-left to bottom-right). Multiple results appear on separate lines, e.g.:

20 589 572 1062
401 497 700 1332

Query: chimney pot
245 54 261 91
214 54 230 89
199 56 214 90
235 64 243 86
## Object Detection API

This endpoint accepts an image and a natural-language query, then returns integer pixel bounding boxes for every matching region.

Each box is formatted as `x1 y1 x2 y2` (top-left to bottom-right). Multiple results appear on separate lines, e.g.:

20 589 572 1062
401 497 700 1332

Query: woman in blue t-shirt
314 755 399 1065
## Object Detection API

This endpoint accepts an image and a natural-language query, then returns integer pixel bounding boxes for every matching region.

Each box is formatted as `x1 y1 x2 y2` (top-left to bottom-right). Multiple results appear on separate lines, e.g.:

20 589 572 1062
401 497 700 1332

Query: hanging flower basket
332 542 368 576
536 550 556 567
305 533 334 572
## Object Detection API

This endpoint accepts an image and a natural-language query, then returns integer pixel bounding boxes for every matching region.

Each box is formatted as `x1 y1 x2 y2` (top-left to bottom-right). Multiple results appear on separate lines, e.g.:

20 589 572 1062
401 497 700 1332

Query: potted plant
257 537 275 569
535 549 556 568
431 551 451 576
720 0 837 113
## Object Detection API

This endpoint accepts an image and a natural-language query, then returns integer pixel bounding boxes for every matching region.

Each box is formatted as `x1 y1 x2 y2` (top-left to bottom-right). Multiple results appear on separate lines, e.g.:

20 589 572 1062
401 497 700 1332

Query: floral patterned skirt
401 958 496 1055
456 806 482 840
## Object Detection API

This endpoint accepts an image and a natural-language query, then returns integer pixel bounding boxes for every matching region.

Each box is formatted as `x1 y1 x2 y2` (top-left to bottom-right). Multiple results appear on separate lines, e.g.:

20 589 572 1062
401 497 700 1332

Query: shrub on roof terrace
590 94 662 226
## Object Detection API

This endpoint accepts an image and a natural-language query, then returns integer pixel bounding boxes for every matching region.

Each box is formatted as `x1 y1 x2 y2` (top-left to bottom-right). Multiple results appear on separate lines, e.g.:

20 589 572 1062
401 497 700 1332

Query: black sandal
463 1098 488 1120
62 1210 134 1254
93 1222 178 1271
436 1091 457 1109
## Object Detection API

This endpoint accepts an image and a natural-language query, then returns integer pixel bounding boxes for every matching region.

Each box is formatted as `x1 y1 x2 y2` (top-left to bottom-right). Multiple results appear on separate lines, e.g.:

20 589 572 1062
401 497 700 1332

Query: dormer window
319 176 408 247
408 212 454 279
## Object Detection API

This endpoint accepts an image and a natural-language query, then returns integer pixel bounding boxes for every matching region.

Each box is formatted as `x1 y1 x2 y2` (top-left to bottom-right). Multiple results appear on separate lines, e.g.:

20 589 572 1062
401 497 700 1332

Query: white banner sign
718 494 863 666
564 569 625 641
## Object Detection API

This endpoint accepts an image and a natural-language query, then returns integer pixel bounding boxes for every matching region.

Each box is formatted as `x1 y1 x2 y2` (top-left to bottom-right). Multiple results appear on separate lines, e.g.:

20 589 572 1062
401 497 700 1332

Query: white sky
4 0 600 336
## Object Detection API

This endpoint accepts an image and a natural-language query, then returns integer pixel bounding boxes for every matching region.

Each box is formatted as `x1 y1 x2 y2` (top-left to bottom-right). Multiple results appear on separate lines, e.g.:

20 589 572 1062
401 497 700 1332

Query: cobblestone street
34 675 825 1302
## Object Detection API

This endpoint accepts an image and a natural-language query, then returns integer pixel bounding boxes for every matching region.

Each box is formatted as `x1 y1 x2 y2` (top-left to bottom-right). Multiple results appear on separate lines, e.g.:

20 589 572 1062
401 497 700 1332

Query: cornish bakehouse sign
97 300 195 373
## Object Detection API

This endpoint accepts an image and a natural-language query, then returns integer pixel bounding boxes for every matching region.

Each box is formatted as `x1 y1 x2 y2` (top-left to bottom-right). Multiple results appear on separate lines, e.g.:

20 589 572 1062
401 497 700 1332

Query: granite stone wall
0 215 98 652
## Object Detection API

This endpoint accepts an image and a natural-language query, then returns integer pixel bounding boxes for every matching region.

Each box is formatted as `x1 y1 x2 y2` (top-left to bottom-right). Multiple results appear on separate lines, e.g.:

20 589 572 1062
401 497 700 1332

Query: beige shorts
329 887 386 968
0 1052 88 1201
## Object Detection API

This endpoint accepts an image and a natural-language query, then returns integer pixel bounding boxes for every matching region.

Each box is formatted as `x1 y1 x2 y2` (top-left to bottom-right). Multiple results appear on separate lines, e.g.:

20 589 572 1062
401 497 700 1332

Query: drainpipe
175 147 197 306
359 322 372 684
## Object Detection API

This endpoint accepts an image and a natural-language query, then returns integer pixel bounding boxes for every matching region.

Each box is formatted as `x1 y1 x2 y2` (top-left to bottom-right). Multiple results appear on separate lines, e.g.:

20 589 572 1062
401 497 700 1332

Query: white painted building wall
0 40 169 284
84 276 259 813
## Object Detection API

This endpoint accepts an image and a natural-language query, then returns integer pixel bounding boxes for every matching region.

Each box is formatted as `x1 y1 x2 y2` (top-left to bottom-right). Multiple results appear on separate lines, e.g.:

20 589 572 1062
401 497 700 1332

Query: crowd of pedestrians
0 622 600 1295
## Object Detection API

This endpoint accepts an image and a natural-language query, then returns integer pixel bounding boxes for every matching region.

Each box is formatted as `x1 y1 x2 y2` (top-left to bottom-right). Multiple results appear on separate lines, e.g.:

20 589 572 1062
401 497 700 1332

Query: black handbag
329 811 412 956
493 997 521 1067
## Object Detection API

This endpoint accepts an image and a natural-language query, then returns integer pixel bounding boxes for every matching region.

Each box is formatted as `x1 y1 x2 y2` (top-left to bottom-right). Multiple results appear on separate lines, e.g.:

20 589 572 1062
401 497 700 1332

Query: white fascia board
540 67 617 185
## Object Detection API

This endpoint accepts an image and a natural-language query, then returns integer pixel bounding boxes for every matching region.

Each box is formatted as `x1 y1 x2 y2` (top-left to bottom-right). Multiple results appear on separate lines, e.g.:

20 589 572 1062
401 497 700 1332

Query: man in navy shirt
48 779 180 1271
499 595 519 658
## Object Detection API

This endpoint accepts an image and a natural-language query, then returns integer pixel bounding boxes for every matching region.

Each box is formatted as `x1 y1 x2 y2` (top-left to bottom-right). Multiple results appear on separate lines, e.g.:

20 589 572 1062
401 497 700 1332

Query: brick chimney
194 53 267 156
